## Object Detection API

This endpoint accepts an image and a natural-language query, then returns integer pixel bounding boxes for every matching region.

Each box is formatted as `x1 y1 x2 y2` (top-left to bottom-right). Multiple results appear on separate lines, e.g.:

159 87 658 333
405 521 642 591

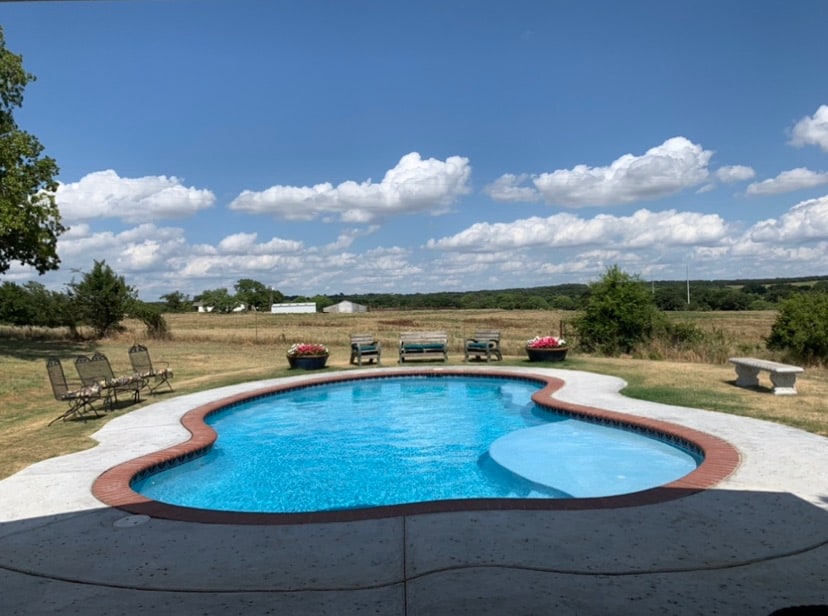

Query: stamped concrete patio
1 367 826 615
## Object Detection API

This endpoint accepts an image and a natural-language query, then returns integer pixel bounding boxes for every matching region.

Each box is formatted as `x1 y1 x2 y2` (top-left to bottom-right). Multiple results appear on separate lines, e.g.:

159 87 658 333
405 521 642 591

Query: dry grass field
1 309 826 480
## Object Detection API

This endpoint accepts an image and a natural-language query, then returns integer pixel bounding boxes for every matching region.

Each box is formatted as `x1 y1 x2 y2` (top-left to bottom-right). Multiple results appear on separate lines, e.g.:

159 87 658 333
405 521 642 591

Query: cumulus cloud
56 170 215 223
746 168 828 196
217 232 302 254
716 165 756 183
426 208 729 251
748 195 828 242
789 105 828 151
485 137 713 207
228 152 472 222
482 173 541 203
55 223 188 273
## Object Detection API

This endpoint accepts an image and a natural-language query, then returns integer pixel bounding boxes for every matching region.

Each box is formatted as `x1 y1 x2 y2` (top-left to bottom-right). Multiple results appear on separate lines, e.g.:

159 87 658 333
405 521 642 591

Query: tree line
138 275 828 314
3 263 827 364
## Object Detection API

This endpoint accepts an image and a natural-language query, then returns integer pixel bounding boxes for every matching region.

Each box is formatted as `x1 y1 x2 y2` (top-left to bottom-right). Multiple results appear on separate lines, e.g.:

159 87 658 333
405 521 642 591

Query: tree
766 292 828 364
160 290 191 313
574 265 663 355
0 281 36 326
0 27 64 275
68 260 137 338
233 278 270 311
129 300 170 339
197 288 237 313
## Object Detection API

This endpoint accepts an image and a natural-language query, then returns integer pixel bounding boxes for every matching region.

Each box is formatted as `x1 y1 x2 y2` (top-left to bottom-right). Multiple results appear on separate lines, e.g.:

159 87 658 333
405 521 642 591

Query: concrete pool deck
1 366 826 615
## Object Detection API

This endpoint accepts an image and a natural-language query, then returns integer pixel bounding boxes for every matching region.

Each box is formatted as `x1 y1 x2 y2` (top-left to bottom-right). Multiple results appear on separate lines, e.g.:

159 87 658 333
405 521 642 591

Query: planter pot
525 347 568 362
288 355 329 370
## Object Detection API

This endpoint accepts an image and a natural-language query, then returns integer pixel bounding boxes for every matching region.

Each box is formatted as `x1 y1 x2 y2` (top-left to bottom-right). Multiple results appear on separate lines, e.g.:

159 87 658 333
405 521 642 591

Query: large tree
0 26 63 275
233 278 272 311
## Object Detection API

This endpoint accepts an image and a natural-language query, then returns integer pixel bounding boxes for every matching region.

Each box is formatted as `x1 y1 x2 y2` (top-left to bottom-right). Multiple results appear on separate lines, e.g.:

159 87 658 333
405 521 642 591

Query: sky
3 0 828 301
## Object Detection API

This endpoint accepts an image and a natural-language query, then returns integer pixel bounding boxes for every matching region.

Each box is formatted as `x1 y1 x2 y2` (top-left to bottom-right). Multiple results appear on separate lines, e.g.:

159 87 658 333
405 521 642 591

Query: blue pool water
133 376 701 513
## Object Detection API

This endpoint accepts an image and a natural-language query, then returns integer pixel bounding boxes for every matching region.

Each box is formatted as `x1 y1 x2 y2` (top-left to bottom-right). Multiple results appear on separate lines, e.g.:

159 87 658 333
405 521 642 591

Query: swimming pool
131 374 702 514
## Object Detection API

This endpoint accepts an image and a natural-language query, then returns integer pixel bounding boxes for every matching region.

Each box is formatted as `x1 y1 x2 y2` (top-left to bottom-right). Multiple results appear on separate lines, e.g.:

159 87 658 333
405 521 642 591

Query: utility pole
686 264 690 305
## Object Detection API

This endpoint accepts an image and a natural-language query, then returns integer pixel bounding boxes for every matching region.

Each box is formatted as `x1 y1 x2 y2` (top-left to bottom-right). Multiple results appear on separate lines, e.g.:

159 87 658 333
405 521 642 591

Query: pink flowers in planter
526 335 567 349
286 343 329 358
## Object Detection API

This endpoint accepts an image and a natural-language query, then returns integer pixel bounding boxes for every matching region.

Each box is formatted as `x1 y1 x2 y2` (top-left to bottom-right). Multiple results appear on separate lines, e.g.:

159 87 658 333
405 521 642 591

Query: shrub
766 292 828 364
68 260 137 339
573 265 664 355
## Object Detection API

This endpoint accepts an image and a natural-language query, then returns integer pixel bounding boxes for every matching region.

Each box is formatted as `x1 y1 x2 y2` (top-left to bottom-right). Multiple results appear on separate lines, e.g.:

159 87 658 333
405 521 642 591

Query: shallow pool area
131 374 701 513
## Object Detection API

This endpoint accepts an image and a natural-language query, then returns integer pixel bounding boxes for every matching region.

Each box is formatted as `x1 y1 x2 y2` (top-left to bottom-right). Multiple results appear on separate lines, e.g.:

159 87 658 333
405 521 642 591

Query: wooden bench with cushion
464 330 502 362
350 333 382 366
728 357 804 395
399 331 448 363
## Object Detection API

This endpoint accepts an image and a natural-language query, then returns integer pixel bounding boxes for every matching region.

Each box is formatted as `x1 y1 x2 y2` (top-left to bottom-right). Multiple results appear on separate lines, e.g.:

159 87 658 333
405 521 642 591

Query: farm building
323 300 368 314
270 302 317 314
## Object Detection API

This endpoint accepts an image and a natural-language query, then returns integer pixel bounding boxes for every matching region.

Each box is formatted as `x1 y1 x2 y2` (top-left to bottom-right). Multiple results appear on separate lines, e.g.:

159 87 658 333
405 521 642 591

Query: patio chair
46 356 103 426
75 352 144 409
464 330 503 362
128 343 174 394
349 333 382 366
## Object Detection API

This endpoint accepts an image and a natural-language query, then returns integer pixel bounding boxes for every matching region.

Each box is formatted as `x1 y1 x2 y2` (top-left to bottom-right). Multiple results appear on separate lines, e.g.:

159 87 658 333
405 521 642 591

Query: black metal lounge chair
74 352 144 409
46 356 103 426
128 343 174 394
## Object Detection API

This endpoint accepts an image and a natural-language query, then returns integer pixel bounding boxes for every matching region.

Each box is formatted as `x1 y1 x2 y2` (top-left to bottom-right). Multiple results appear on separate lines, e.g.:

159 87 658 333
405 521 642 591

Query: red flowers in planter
526 336 567 349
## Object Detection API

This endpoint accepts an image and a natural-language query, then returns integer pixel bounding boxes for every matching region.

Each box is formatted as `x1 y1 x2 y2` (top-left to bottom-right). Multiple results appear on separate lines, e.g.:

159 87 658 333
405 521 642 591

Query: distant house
194 301 246 313
271 302 317 314
323 300 368 314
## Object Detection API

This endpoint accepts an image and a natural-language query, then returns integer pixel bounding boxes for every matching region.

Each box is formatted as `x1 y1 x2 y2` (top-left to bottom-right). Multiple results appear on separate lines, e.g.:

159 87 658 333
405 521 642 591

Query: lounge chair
128 343 174 394
74 352 144 409
349 333 382 366
46 356 103 426
464 330 503 362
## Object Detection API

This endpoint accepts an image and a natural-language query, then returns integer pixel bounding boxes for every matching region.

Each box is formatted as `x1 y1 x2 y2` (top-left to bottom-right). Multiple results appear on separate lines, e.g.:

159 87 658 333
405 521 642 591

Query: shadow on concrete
1 486 827 614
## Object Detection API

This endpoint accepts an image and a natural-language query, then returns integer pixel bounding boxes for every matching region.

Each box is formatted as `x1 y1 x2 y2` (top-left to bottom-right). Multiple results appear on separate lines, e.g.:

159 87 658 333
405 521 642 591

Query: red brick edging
92 369 741 524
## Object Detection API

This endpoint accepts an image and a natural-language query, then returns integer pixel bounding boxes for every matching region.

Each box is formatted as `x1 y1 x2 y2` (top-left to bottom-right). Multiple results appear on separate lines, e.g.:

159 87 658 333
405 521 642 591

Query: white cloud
716 165 756 183
217 232 302 255
426 208 729 251
748 195 828 242
789 104 828 152
228 153 472 222
53 223 188 274
56 170 215 223
482 173 541 203
486 137 713 207
746 168 828 195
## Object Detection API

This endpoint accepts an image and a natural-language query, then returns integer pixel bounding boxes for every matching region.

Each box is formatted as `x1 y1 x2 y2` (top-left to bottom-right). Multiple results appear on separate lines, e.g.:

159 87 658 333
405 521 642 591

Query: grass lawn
1 309 825 480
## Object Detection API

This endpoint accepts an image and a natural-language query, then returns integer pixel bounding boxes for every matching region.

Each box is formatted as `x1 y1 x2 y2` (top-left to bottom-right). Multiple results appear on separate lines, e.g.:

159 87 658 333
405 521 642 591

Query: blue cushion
404 343 444 351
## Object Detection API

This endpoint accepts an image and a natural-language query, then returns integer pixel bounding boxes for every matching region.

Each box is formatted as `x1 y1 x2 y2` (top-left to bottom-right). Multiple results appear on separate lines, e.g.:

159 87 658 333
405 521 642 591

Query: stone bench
728 357 804 395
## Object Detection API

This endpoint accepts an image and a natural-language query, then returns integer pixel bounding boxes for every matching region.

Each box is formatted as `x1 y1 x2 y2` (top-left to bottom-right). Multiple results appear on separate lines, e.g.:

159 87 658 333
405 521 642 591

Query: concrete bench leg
733 364 760 388
770 372 799 395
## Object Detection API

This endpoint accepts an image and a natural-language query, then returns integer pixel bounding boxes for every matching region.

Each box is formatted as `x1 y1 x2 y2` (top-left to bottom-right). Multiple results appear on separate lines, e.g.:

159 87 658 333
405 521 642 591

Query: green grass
1 309 826 481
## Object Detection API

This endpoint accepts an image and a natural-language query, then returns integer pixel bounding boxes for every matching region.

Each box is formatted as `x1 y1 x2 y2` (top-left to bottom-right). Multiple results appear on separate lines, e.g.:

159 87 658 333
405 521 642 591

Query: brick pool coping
92 369 741 525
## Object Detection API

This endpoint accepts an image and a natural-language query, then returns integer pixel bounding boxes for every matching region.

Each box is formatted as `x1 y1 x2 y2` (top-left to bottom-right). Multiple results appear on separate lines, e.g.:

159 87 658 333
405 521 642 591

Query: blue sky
4 0 828 300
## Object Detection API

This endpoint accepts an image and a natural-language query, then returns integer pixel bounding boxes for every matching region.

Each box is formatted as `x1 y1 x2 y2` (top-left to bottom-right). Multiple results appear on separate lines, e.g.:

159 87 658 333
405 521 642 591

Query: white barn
270 302 317 314
323 300 368 314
